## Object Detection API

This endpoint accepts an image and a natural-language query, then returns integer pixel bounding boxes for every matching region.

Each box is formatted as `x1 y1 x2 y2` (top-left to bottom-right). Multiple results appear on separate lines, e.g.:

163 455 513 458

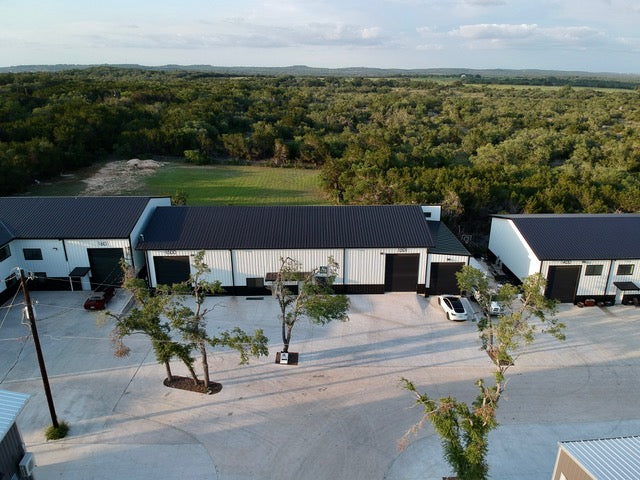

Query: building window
23 248 43 260
585 265 603 276
617 264 635 276
246 277 265 288
0 244 10 262
5 272 18 289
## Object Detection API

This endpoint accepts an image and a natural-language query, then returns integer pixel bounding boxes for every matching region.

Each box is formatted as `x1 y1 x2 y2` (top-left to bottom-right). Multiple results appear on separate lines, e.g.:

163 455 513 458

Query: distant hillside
2 63 640 83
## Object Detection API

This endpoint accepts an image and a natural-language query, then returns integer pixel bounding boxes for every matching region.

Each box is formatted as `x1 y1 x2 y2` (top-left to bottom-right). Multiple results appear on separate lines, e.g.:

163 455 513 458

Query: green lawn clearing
146 164 329 205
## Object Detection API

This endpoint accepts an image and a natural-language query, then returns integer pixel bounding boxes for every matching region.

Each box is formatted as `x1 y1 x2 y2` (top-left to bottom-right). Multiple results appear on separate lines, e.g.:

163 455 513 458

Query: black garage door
88 248 125 287
429 262 465 295
384 254 420 292
545 266 581 303
154 256 191 286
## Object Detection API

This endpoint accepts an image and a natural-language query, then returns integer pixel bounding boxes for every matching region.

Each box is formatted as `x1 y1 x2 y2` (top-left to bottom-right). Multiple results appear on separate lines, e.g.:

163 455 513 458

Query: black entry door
545 266 581 303
429 262 465 295
88 248 125 286
154 256 191 286
384 254 420 292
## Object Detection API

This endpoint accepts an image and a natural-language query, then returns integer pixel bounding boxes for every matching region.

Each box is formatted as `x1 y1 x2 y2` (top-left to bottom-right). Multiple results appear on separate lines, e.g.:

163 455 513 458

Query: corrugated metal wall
146 248 429 292
10 239 67 277
0 423 25 480
541 259 640 298
233 249 344 286
344 248 427 286
65 239 129 271
489 218 541 279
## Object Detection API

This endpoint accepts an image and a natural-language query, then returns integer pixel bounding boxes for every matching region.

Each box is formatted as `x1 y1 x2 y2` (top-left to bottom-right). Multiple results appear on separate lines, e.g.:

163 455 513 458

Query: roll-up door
88 248 125 287
154 256 191 286
545 265 581 303
429 262 465 295
384 254 420 292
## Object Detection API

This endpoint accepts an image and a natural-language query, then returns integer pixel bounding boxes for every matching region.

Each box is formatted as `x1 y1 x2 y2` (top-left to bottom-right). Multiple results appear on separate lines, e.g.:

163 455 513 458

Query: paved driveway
1 291 639 479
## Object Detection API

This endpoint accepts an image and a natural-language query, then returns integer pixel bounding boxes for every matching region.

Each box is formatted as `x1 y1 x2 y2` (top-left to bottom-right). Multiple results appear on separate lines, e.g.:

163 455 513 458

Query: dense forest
1 67 639 240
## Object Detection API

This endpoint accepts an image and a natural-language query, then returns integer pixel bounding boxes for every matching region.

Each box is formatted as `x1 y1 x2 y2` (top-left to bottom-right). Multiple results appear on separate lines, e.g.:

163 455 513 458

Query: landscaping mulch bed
163 376 223 395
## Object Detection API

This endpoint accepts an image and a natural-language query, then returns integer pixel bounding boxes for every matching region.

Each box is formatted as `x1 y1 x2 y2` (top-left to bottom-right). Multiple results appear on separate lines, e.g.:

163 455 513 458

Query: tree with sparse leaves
107 262 198 383
166 251 269 392
272 256 350 354
402 267 565 480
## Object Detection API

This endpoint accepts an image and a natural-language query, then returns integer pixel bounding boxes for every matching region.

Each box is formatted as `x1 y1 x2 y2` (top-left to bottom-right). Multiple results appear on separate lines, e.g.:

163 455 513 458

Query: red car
83 286 115 310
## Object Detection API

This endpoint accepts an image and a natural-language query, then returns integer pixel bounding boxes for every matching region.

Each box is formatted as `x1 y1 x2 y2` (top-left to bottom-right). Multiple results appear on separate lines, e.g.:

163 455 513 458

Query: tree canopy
2 68 639 240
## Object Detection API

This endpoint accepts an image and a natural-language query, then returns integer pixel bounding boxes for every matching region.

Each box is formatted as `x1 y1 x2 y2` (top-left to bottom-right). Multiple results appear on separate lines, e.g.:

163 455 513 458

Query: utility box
19 452 35 479
279 352 289 364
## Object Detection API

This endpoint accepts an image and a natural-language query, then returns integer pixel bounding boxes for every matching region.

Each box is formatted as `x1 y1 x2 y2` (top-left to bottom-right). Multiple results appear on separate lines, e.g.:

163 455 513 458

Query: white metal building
0 389 31 480
552 436 640 480
422 206 471 295
489 214 640 303
138 205 461 295
0 196 171 303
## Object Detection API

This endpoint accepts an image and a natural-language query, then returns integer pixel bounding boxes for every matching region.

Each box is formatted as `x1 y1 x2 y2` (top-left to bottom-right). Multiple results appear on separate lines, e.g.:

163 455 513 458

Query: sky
1 0 639 74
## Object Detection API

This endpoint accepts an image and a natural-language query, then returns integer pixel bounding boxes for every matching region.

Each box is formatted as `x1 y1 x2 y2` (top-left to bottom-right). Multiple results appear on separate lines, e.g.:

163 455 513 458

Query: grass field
21 161 330 206
145 163 329 205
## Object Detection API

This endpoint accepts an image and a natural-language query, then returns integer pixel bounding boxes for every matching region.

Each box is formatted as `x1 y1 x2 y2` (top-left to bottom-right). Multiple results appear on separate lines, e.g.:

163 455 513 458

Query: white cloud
464 0 506 5
416 43 444 50
416 26 434 36
447 23 622 52
69 21 388 51
450 24 539 40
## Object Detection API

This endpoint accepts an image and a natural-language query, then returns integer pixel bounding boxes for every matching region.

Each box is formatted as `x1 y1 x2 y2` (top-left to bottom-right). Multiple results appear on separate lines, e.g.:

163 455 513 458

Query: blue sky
1 0 639 73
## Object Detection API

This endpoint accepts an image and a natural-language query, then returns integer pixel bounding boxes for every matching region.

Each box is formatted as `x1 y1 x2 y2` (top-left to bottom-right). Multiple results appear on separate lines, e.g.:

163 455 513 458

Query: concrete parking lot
1 290 639 479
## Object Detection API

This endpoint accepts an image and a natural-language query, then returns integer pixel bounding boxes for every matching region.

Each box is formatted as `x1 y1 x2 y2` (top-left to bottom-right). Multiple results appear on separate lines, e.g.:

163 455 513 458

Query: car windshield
89 293 105 300
450 298 465 313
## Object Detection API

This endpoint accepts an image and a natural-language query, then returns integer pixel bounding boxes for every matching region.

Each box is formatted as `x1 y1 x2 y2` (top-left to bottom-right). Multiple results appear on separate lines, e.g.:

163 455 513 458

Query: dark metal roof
426 221 470 256
0 196 157 240
139 205 434 250
493 214 640 260
0 220 12 247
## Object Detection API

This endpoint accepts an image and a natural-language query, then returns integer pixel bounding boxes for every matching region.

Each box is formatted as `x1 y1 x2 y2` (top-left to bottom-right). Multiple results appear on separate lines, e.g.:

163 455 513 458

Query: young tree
107 264 199 384
166 251 269 392
273 257 350 354
402 267 565 480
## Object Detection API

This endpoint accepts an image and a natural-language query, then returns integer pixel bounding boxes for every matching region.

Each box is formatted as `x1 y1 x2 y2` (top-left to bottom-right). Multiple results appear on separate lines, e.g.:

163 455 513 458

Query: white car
437 295 468 321
488 300 505 316
472 288 505 316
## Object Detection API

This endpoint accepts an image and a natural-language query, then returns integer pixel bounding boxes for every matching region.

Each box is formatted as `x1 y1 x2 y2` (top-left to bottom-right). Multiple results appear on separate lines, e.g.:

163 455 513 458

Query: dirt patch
82 159 166 195
163 376 223 395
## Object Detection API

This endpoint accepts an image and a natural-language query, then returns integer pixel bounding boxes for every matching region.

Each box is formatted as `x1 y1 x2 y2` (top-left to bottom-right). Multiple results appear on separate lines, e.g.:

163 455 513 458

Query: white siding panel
344 248 427 285
12 239 68 277
576 261 609 296
489 218 540 280
542 260 606 297
146 250 233 287
344 249 384 285
607 259 640 295
65 239 130 271
233 249 344 286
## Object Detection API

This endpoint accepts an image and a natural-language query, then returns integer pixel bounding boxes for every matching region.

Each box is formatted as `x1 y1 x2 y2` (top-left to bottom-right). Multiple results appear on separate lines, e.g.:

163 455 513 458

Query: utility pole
20 269 59 429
